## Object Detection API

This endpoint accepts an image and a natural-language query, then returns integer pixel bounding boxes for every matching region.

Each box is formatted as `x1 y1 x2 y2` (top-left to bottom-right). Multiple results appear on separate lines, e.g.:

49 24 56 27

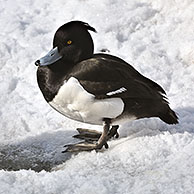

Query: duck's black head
35 21 96 68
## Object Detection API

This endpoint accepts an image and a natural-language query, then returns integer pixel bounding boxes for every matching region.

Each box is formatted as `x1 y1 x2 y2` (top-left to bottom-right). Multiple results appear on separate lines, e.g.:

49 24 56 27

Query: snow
0 0 194 193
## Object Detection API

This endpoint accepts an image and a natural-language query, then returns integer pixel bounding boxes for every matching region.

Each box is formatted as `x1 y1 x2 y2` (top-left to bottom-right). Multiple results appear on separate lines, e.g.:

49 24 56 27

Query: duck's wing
94 54 166 94
68 54 166 100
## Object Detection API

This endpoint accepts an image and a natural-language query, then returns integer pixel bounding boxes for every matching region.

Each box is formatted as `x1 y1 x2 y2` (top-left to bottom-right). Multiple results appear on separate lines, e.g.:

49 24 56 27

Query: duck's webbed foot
63 120 119 153
73 128 101 142
73 125 119 142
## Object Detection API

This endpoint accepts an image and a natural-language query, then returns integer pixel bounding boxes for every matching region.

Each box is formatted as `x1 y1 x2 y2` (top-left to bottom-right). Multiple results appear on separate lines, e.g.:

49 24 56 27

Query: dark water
0 130 78 172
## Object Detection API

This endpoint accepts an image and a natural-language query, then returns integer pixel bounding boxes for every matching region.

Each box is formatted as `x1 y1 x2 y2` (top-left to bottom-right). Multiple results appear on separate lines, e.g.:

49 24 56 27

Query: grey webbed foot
63 119 117 152
73 128 101 142
73 125 119 142
62 142 101 153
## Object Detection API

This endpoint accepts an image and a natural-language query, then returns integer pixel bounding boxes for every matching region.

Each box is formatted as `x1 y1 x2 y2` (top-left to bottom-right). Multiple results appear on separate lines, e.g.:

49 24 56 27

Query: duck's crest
81 21 97 33
67 20 97 33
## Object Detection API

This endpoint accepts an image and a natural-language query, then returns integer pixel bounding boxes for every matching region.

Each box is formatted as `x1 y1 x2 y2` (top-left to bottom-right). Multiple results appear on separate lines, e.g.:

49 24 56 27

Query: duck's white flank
49 77 124 125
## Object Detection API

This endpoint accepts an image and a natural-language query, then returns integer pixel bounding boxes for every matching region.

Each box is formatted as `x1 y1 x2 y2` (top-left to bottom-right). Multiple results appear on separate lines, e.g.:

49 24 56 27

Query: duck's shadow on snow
0 107 193 172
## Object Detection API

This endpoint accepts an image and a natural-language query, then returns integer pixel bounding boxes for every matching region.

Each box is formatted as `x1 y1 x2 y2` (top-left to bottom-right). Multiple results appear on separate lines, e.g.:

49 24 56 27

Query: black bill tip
35 60 40 66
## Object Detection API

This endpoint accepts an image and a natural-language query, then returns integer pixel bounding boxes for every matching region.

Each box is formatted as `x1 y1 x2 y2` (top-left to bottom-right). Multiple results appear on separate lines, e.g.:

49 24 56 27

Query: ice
0 0 194 193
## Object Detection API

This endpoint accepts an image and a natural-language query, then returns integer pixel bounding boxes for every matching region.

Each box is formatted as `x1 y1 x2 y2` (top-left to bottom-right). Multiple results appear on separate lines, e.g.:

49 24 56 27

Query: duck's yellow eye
67 40 72 45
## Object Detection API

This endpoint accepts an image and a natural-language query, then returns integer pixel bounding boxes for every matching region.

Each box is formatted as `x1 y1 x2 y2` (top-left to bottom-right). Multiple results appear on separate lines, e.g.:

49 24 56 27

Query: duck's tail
159 107 179 124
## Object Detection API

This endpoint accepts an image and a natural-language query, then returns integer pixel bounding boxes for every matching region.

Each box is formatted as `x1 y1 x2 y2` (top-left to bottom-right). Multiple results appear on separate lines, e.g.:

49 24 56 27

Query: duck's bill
35 47 62 66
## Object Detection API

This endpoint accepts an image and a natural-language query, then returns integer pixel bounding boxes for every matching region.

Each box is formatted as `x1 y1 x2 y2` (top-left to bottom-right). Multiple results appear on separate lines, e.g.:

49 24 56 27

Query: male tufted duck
35 21 178 152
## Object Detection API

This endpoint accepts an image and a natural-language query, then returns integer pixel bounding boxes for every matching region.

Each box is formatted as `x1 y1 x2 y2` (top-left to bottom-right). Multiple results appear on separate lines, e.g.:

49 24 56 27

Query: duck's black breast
37 66 66 102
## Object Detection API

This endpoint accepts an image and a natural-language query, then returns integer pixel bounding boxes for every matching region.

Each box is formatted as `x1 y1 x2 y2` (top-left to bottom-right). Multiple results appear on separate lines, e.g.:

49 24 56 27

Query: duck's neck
48 59 73 74
37 61 74 102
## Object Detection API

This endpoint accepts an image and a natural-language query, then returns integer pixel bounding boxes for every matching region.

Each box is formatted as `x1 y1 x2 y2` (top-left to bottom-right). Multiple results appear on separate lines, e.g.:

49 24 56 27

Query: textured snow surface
0 0 194 193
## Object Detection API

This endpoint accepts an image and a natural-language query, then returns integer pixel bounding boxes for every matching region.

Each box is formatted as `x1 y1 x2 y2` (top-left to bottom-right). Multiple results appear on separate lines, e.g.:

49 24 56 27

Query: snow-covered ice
0 0 194 193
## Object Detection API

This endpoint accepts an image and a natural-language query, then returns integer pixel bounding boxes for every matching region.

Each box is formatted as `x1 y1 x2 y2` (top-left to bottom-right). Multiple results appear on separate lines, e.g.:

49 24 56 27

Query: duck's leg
73 125 119 142
63 119 111 152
